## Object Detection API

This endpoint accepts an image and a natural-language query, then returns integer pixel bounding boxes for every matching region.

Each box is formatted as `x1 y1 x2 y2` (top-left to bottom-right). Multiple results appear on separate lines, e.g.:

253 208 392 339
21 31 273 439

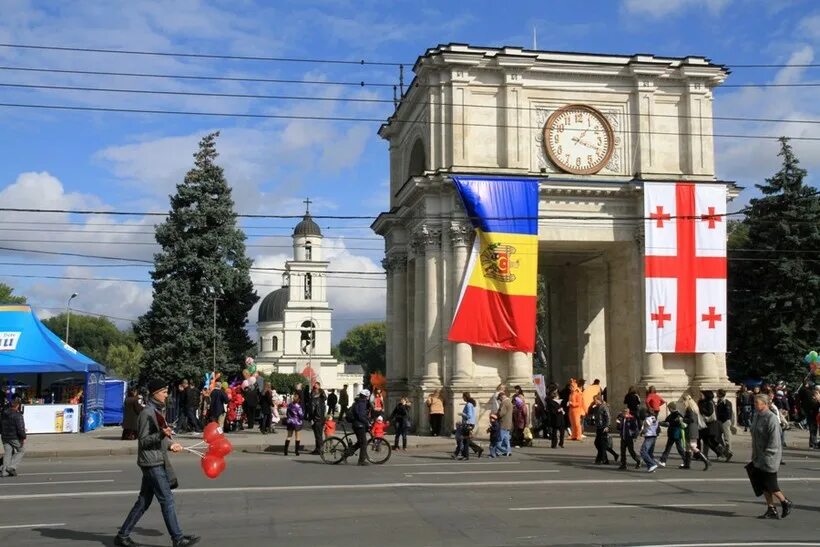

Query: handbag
523 426 533 441
697 412 707 430
745 462 764 497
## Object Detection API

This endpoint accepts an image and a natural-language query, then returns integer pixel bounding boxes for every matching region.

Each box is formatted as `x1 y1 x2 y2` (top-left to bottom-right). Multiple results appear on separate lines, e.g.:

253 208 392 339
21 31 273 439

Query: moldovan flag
644 182 727 353
449 176 539 352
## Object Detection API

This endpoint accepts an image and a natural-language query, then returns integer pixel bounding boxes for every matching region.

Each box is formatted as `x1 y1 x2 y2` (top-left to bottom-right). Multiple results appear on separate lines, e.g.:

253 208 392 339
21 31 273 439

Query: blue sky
0 0 818 342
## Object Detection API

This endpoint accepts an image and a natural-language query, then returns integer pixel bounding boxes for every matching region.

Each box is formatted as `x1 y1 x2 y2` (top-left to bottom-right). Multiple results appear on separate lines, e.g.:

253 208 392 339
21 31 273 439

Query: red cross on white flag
644 182 727 353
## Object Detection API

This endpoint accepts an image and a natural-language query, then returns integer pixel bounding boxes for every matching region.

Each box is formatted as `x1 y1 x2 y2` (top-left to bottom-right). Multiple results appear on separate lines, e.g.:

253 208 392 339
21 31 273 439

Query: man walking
184 380 201 433
327 389 338 418
115 380 200 547
339 385 350 421
496 392 513 456
0 397 26 477
716 389 736 461
308 382 327 455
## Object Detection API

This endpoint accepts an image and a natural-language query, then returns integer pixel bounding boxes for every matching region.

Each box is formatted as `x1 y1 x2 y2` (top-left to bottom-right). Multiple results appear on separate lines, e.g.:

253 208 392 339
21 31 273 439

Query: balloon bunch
184 422 233 479
804 351 820 375
241 357 260 389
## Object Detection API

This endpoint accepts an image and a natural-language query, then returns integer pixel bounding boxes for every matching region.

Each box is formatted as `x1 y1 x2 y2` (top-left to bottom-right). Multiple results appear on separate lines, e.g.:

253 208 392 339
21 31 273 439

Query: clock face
543 104 614 175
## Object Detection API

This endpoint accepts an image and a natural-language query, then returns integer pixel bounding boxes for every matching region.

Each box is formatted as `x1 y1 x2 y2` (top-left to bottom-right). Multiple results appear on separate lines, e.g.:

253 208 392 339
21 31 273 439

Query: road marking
510 503 736 511
0 479 115 487
638 543 820 547
405 470 559 476
8 470 122 477
0 523 66 529
0 477 817 501
390 461 521 467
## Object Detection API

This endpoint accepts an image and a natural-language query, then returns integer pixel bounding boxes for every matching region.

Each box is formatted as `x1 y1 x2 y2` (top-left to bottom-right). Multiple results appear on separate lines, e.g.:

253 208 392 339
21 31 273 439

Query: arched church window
272 336 279 352
282 272 290 287
305 273 312 300
300 320 316 355
305 241 312 261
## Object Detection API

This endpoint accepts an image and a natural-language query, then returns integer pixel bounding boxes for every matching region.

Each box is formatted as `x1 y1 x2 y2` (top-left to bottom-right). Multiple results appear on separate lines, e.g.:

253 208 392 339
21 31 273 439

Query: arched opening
304 273 313 300
305 241 312 261
272 336 279 352
408 138 426 178
300 320 316 355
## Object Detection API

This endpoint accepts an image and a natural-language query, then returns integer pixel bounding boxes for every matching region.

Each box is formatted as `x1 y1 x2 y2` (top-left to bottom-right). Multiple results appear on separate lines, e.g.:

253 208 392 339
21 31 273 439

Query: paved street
0 436 817 547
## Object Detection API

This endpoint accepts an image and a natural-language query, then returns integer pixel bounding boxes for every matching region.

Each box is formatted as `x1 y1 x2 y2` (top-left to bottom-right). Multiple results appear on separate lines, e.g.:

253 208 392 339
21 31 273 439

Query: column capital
411 224 441 252
387 252 408 273
448 221 473 247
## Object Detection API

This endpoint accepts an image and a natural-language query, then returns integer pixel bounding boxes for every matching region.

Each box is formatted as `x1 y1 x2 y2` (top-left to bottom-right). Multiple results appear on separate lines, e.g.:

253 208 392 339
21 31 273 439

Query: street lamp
65 292 78 345
208 287 221 371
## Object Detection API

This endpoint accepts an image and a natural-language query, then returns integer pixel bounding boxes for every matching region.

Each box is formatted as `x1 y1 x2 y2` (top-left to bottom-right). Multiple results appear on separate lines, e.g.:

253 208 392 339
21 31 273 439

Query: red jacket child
370 416 389 439
324 416 336 437
227 389 244 422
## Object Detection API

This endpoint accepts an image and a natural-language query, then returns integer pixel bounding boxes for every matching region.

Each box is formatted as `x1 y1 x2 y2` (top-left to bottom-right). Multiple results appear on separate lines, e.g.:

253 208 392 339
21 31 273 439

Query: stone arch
272 335 279 352
300 320 316 355
407 138 426 178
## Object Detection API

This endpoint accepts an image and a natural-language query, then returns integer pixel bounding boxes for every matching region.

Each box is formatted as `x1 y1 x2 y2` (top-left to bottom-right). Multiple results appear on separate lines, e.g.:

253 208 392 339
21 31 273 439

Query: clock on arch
543 104 614 175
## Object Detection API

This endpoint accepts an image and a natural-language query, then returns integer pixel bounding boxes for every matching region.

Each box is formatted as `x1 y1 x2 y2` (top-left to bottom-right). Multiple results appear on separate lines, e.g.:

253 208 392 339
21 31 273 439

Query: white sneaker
657 461 666 468
648 464 658 473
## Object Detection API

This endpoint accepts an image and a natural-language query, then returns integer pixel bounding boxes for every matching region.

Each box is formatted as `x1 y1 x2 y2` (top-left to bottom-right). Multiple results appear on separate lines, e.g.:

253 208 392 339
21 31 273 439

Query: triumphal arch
372 44 735 431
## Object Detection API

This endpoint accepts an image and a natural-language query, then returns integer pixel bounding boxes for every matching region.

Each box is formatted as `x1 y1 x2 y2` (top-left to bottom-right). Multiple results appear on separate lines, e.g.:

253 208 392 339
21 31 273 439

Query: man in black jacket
115 379 199 547
348 389 370 466
307 382 327 455
339 385 350 420
0 397 26 477
184 381 201 433
327 389 338 418
243 383 259 431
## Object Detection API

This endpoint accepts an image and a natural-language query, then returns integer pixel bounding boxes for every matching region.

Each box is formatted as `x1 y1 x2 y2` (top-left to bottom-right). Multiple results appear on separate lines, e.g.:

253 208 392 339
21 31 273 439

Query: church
255 203 361 393
372 44 737 433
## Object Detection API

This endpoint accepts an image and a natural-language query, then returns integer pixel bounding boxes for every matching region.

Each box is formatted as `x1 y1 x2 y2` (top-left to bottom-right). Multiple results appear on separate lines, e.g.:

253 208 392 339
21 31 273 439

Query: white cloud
622 0 731 18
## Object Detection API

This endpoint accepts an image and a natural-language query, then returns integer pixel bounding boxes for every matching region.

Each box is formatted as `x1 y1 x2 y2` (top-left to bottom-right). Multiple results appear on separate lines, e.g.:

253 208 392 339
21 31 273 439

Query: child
640 410 661 472
370 415 389 451
226 388 245 433
487 413 501 458
451 421 465 460
615 406 641 470
324 414 336 438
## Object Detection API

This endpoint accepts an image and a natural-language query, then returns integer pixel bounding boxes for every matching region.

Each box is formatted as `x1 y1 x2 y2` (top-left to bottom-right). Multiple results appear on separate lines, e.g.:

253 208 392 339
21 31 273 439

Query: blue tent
0 305 106 431
103 378 127 425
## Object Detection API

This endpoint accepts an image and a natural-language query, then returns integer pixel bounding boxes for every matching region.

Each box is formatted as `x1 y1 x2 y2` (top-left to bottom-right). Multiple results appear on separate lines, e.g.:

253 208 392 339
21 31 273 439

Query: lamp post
208 287 221 372
65 292 78 345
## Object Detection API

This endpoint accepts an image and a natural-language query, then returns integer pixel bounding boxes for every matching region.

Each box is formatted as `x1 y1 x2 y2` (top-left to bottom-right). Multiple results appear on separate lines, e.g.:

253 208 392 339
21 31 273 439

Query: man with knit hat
115 379 200 547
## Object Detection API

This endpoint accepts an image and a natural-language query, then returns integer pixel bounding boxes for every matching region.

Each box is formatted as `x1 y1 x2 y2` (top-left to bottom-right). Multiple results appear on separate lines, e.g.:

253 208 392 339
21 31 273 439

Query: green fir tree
728 137 820 384
136 133 258 385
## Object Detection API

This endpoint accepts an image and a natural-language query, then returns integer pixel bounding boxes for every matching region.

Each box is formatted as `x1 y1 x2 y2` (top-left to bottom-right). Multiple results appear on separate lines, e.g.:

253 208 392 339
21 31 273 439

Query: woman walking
681 394 710 470
426 389 445 436
749 393 793 519
458 393 483 460
511 395 529 448
390 397 411 450
284 393 304 456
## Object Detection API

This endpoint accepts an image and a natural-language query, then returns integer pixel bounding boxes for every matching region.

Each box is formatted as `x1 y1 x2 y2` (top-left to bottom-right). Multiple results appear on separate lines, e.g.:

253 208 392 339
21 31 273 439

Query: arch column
449 221 473 388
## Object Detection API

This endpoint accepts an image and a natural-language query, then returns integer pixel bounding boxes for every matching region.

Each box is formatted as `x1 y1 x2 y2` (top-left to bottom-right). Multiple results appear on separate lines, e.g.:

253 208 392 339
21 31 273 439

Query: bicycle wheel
366 437 392 464
320 436 347 465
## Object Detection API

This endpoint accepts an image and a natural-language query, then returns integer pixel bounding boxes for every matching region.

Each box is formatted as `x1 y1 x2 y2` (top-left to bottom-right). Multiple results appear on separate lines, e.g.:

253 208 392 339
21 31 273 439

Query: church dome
293 213 322 238
258 287 289 323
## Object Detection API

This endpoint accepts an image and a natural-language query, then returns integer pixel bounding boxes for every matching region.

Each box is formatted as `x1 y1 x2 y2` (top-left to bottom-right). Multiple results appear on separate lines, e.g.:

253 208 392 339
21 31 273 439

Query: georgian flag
644 182 727 353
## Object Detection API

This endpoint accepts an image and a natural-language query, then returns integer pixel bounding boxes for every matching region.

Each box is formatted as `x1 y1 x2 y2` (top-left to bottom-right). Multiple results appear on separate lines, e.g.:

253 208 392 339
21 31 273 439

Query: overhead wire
1 101 819 141
3 81 820 127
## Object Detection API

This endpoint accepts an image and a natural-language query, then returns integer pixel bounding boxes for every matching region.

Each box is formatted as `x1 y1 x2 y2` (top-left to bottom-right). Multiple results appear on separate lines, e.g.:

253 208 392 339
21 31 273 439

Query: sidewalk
22 425 813 459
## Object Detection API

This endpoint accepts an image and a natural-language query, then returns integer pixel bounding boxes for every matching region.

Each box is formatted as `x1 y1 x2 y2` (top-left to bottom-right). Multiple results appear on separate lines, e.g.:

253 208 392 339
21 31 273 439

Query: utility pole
65 292 78 345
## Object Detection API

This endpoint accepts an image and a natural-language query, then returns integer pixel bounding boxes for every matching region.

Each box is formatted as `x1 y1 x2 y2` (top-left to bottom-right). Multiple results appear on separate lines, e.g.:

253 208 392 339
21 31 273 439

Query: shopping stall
0 305 106 433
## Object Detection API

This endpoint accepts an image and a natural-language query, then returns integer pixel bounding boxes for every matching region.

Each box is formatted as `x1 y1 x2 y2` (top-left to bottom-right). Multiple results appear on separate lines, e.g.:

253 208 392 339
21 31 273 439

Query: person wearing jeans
497 392 513 456
116 380 199 547
640 411 661 472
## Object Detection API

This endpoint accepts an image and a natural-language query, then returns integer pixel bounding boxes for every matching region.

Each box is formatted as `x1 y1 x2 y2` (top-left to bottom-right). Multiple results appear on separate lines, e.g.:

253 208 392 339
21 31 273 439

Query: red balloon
201 454 226 479
208 436 233 457
203 422 223 444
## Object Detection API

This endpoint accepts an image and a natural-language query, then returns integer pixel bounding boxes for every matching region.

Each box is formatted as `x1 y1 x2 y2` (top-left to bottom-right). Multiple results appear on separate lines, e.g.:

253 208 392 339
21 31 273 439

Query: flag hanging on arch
644 181 727 353
448 176 539 353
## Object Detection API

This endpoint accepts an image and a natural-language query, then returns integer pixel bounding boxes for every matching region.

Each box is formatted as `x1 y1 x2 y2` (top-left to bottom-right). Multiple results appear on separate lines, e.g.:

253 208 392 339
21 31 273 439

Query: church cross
303 197 312 213
651 306 672 328
701 206 720 229
650 205 671 228
701 306 722 329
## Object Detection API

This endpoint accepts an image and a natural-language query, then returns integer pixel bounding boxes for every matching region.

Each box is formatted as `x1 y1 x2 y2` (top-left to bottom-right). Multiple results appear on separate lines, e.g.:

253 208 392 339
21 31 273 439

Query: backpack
344 404 356 424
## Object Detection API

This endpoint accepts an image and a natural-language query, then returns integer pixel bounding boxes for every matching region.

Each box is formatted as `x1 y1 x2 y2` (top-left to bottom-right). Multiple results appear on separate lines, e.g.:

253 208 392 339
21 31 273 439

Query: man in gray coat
115 379 200 547
750 394 793 520
496 393 514 456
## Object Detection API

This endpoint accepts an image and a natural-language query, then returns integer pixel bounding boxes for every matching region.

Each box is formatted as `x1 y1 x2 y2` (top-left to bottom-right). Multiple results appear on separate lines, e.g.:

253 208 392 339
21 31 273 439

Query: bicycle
319 422 391 465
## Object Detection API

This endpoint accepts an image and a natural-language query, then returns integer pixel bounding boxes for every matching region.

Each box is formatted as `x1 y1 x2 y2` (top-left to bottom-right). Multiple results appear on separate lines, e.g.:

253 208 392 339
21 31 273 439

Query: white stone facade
372 44 736 433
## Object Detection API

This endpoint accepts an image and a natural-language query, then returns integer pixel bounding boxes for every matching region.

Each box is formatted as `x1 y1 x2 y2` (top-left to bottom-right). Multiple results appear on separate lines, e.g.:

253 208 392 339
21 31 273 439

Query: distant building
256 201 362 396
